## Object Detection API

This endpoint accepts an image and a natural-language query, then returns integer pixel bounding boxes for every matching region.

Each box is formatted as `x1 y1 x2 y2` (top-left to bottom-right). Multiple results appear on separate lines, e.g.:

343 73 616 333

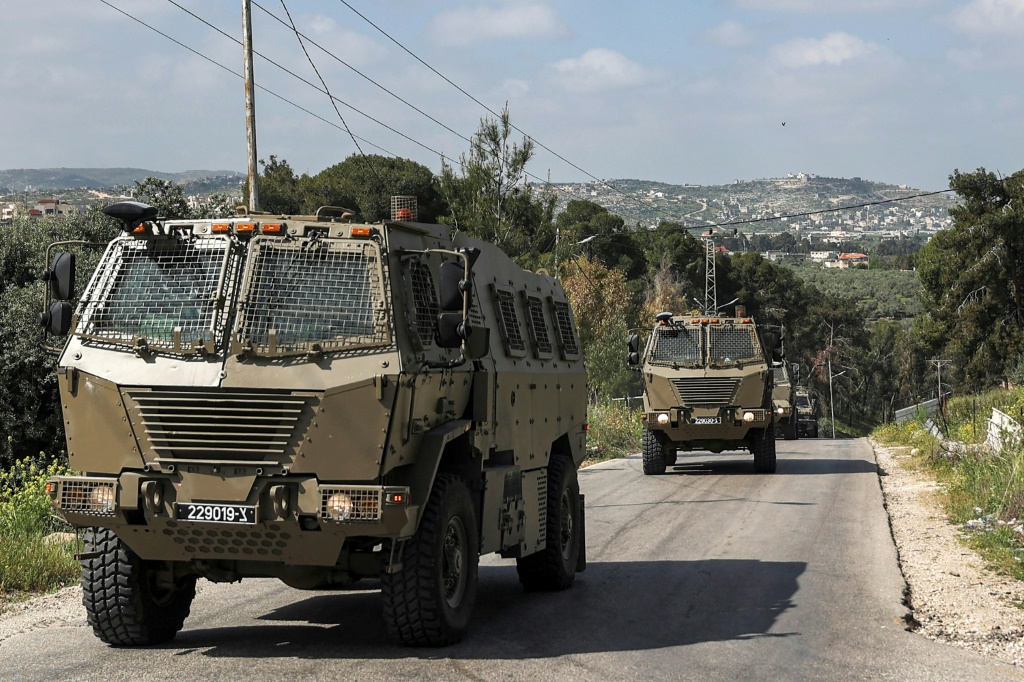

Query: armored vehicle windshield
647 321 762 368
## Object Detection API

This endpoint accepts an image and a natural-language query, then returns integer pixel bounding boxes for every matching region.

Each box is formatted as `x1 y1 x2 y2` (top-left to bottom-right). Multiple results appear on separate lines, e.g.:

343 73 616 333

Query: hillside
0 167 243 194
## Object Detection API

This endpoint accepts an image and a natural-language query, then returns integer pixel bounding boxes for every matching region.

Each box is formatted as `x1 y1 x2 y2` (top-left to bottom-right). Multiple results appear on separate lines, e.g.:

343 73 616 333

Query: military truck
39 199 588 647
771 362 801 440
795 387 819 438
627 309 779 475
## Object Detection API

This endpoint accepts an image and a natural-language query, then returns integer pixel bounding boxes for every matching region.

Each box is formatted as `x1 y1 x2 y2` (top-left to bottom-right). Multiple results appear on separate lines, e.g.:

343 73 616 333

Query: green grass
874 393 1024 581
0 458 80 605
584 401 643 466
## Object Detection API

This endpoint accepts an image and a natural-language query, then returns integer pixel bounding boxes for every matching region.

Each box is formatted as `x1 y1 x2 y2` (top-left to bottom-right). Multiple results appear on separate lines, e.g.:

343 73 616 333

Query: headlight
89 484 116 514
776 407 785 415
656 413 670 425
325 492 353 521
743 411 755 422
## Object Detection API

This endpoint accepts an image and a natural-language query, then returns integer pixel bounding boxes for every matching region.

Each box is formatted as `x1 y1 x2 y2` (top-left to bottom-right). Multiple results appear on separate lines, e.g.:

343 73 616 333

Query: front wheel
81 527 196 646
517 455 583 591
749 423 778 474
642 428 668 475
381 474 479 646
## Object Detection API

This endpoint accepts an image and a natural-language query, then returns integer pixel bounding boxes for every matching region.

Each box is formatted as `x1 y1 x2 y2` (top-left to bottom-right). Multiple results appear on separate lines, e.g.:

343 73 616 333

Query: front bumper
47 474 416 565
644 407 773 442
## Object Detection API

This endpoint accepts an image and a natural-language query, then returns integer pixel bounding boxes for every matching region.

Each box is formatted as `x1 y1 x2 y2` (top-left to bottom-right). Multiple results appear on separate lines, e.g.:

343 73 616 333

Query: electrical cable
277 0 387 193
333 0 656 214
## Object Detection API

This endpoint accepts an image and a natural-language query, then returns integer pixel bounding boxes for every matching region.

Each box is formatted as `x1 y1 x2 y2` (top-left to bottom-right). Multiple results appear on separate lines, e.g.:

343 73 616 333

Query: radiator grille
235 238 389 356
127 389 312 462
670 377 740 406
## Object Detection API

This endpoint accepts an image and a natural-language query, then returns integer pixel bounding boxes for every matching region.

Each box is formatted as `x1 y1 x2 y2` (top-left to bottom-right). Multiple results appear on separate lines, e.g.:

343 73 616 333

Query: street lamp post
827 358 847 439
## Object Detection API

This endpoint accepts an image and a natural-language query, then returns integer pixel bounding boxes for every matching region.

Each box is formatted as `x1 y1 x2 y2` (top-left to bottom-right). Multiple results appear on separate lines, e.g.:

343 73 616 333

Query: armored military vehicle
627 308 779 475
771 362 800 440
795 387 819 438
40 199 588 647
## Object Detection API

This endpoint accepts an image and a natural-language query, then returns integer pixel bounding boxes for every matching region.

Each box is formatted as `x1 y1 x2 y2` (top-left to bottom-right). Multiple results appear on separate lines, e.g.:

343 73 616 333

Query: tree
303 155 445 223
253 155 302 215
916 167 1024 390
438 105 554 260
554 200 646 281
131 177 190 219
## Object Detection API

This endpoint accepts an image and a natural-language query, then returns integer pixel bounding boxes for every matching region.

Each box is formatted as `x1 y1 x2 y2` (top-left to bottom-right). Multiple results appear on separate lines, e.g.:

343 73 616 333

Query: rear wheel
783 419 798 440
381 474 479 646
81 527 196 646
642 428 667 475
517 455 582 591
749 423 778 474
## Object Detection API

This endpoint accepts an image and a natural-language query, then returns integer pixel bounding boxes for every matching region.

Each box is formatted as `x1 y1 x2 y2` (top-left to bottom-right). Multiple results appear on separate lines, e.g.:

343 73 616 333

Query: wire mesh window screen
494 288 526 354
410 262 437 346
237 238 389 354
651 326 703 364
77 237 230 349
551 300 579 358
524 295 553 356
708 325 760 364
772 367 787 384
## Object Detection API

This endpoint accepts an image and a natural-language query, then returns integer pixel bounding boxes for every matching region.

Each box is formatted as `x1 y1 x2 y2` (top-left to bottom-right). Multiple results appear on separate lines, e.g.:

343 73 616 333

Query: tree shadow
179 559 805 659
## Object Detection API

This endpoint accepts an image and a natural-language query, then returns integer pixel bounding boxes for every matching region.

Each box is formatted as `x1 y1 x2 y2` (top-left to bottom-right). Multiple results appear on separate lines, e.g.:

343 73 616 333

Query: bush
585 401 642 464
0 457 79 594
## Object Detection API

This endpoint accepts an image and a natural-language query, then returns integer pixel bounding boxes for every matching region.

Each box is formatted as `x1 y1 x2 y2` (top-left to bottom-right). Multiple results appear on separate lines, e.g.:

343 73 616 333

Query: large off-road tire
642 428 668 475
516 455 583 591
381 474 479 646
81 527 196 646
749 422 778 474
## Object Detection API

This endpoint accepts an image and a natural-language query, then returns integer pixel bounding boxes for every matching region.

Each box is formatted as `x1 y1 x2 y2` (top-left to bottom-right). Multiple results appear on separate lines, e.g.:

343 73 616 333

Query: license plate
176 502 256 525
692 417 721 425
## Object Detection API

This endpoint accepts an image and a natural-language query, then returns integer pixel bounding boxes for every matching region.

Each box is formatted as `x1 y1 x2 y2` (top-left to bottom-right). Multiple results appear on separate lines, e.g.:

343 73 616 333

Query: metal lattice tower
704 237 716 315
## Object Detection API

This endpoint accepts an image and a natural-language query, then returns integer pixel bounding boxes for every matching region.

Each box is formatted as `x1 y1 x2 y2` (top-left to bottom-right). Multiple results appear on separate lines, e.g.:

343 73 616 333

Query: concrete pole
242 0 259 213
829 356 836 439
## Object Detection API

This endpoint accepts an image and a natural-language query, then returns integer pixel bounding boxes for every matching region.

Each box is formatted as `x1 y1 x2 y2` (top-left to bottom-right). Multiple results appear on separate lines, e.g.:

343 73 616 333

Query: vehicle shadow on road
664 457 877 476
182 558 804 659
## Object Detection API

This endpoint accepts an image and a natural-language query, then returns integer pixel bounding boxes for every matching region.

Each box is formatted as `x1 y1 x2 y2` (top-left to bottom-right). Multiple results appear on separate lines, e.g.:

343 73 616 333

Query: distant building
30 199 77 219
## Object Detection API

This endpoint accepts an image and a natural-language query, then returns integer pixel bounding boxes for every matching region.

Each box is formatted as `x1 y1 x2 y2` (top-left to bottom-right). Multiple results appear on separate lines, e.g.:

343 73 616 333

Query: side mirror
465 325 490 359
791 363 801 382
438 261 467 312
627 352 640 366
42 252 75 301
627 334 639 354
39 301 73 336
436 312 463 348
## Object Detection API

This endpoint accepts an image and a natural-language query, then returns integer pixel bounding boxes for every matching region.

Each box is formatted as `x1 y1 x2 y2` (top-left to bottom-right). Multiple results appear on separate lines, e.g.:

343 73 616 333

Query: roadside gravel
873 439 1024 666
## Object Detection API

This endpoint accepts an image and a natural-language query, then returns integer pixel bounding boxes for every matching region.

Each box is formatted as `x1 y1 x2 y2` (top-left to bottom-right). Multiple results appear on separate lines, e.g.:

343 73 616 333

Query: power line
333 0 653 212
277 0 387 192
98 0 406 159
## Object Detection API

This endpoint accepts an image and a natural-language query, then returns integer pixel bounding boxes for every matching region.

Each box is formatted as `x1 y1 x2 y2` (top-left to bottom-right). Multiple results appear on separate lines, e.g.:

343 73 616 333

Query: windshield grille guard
74 235 234 354
649 325 703 366
708 324 761 365
232 237 390 357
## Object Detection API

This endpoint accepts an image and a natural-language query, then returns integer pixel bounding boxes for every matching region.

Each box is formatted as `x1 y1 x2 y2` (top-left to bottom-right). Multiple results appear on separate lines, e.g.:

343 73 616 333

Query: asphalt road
4 438 1023 681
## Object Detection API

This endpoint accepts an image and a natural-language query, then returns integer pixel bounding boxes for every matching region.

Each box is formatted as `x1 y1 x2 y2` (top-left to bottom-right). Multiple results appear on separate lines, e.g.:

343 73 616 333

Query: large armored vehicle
40 200 588 647
627 308 779 475
771 362 800 440
795 387 819 438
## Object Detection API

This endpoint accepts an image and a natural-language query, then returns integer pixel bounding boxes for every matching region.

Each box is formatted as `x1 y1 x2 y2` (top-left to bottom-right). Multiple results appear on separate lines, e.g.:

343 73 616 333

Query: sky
2 0 1023 190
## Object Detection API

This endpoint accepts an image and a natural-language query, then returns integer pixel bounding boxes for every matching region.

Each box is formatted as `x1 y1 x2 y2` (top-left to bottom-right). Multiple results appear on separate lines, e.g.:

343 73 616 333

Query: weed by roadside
583 401 642 466
0 458 79 603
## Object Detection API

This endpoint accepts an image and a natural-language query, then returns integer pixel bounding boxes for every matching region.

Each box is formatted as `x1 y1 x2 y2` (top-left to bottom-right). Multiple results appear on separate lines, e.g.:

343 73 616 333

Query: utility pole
242 0 259 213
702 230 716 315
931 358 953 408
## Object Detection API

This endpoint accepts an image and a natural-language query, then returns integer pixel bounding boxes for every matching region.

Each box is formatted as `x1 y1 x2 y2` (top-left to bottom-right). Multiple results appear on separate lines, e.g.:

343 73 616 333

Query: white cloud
770 32 880 67
429 4 567 46
949 0 1024 36
706 21 755 47
728 0 933 11
546 48 657 93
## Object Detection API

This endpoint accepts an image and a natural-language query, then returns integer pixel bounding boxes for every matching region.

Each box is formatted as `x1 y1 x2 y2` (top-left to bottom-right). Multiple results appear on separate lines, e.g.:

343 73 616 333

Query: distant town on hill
0 166 954 239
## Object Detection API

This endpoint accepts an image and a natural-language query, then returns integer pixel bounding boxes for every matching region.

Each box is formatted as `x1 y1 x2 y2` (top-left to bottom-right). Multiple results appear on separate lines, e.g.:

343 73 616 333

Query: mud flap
575 493 586 573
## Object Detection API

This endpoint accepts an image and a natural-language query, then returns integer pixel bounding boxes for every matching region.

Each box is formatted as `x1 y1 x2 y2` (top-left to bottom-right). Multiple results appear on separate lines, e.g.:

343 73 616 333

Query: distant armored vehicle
627 308 780 475
795 387 819 438
40 199 588 647
771 362 800 440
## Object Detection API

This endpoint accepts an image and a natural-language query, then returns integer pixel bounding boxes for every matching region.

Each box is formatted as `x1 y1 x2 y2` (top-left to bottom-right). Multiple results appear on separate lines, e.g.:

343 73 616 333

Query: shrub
0 457 79 594
585 401 643 464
